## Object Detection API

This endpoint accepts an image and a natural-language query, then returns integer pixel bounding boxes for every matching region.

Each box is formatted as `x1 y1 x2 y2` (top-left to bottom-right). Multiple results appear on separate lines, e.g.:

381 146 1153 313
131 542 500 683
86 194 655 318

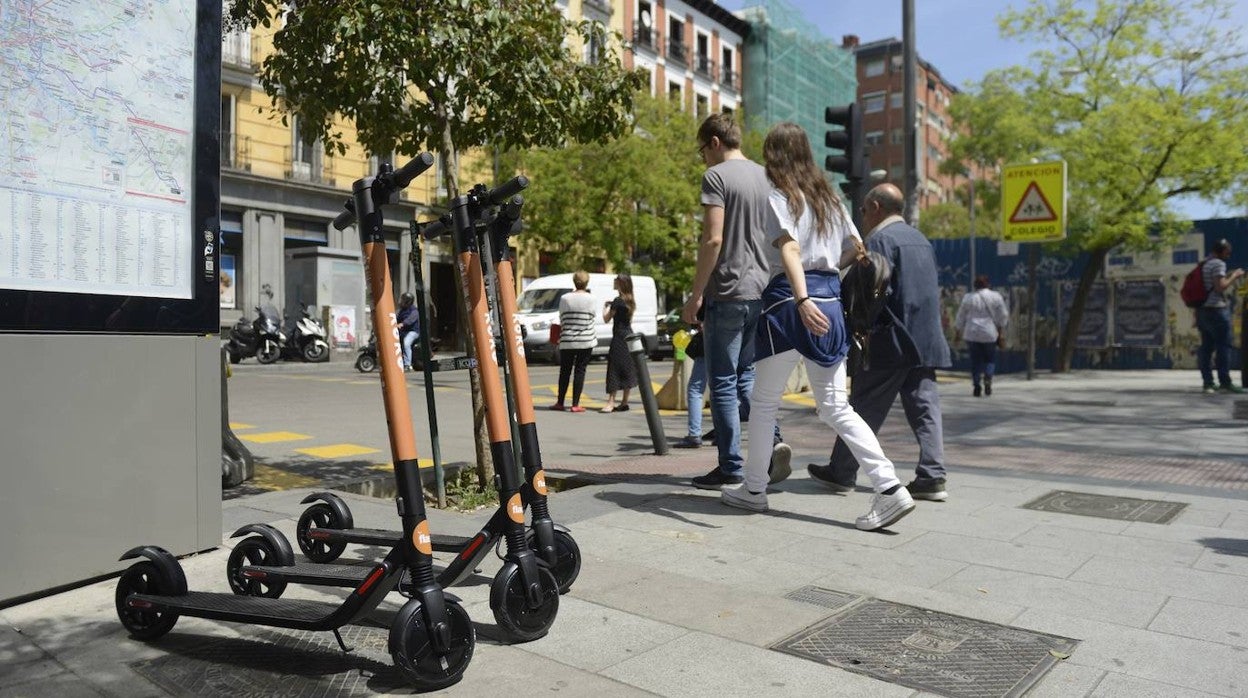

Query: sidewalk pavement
3 369 1247 697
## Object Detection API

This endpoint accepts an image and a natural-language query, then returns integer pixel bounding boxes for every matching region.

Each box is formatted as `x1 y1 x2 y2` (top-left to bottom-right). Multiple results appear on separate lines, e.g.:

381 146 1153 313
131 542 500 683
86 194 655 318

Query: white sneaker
856 487 915 531
721 485 768 512
768 442 793 484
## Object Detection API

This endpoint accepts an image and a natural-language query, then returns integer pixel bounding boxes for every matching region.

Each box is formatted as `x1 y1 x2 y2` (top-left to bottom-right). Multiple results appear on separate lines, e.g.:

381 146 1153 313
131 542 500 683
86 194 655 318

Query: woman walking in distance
720 122 914 531
550 271 598 412
954 275 1009 397
601 273 639 413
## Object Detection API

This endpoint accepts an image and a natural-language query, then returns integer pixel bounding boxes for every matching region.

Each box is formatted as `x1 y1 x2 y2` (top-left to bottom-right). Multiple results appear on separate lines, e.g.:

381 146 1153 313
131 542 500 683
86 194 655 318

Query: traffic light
825 103 868 230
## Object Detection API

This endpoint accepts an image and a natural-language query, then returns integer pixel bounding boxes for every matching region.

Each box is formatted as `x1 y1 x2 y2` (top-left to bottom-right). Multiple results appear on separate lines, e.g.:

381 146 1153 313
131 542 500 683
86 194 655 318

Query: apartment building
846 35 965 210
616 0 748 116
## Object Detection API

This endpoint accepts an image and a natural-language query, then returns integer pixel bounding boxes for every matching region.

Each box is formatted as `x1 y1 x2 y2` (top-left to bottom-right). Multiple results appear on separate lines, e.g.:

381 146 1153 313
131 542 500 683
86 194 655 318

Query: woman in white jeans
720 122 914 531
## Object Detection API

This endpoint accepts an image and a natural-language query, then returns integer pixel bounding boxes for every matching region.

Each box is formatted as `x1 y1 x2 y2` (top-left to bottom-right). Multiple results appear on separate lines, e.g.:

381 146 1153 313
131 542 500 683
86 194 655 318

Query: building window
863 91 886 113
637 66 653 95
667 17 685 64
668 80 682 105
890 92 903 110
695 32 712 77
634 0 657 50
695 93 709 118
891 128 904 145
865 59 885 78
927 144 943 163
864 130 884 147
585 23 604 65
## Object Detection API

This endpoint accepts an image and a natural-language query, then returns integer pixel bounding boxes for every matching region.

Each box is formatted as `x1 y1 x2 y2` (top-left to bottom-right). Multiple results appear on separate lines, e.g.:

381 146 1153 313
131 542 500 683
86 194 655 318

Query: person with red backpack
1194 239 1245 394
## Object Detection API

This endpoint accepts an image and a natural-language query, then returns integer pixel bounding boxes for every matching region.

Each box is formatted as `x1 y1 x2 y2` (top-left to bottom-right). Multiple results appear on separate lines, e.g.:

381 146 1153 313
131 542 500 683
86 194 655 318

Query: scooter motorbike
225 305 283 364
354 334 378 373
281 304 330 363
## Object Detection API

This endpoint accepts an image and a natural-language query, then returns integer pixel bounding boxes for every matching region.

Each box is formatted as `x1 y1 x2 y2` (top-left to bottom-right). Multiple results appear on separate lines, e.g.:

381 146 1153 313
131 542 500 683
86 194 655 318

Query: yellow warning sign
1002 161 1066 242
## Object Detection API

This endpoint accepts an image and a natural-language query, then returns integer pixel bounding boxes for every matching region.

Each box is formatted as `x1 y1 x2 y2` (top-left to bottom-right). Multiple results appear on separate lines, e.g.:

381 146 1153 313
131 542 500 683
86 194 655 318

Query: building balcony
220 131 251 171
632 23 660 53
221 30 256 70
720 67 739 92
694 54 714 79
667 38 687 65
285 146 336 187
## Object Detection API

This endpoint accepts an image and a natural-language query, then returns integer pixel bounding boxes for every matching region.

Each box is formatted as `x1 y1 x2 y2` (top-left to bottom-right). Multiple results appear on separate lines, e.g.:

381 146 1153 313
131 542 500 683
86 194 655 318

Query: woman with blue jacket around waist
720 122 914 532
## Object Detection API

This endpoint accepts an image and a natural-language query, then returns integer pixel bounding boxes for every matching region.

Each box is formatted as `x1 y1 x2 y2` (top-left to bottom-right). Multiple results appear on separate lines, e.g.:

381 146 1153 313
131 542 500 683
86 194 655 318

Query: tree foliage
944 0 1248 370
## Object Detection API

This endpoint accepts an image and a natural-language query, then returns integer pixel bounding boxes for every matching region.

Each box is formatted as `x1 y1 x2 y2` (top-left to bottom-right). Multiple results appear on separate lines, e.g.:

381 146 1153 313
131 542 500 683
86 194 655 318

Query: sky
719 0 1248 221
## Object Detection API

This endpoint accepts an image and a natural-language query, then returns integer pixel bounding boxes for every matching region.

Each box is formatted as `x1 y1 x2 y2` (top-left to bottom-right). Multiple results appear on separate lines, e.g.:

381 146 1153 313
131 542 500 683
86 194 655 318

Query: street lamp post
968 175 976 288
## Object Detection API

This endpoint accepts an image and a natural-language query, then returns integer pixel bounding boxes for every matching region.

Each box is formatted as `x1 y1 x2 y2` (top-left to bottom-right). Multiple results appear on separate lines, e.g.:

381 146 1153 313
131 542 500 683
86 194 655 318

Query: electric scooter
114 153 476 691
231 178 568 642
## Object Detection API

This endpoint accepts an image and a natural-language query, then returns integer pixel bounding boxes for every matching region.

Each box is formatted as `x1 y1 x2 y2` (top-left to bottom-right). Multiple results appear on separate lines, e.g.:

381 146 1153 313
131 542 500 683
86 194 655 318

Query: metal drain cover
1022 490 1187 524
784 585 861 612
131 624 410 697
773 599 1077 698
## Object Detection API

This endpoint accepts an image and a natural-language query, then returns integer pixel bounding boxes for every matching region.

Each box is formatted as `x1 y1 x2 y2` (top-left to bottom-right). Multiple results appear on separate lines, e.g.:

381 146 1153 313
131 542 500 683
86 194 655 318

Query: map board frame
0 0 220 334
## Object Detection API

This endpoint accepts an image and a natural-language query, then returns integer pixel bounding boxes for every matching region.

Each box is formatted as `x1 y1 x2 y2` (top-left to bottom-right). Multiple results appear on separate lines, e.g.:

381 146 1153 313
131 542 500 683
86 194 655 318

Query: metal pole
410 222 445 507
968 177 976 287
627 333 668 454
902 0 918 225
1026 243 1038 380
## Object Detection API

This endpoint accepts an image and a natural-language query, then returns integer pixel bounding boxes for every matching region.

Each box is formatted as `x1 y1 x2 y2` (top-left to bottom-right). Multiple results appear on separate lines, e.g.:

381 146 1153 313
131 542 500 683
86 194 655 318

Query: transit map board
1002 161 1067 243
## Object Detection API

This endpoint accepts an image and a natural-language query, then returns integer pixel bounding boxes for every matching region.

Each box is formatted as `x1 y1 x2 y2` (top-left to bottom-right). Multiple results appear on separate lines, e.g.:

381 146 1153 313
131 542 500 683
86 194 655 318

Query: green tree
917 201 971 240
227 0 646 484
944 0 1248 372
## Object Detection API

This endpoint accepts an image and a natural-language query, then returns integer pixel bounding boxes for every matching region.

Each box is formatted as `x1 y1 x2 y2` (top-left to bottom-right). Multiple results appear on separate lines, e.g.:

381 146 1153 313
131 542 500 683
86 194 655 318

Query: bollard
221 346 255 488
627 333 668 455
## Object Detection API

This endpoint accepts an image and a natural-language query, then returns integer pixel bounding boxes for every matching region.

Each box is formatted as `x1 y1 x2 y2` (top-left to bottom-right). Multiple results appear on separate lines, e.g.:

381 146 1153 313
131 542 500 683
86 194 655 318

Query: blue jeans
401 330 420 368
704 299 762 475
686 356 707 437
967 341 997 387
1197 306 1233 386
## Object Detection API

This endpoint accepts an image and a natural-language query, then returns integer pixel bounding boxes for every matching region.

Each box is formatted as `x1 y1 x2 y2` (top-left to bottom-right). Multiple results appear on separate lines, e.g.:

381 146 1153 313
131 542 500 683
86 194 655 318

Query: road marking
371 459 435 471
295 443 382 458
783 393 817 407
240 431 313 444
313 377 353 383
249 464 319 490
229 422 255 430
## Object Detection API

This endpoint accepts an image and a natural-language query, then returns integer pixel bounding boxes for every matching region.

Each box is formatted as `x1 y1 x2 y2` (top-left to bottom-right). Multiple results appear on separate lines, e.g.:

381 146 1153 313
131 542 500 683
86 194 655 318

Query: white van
516 273 659 363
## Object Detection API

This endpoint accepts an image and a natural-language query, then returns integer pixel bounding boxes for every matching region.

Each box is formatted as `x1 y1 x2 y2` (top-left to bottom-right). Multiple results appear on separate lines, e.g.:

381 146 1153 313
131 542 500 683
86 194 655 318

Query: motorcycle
281 304 330 363
225 305 283 364
354 332 441 373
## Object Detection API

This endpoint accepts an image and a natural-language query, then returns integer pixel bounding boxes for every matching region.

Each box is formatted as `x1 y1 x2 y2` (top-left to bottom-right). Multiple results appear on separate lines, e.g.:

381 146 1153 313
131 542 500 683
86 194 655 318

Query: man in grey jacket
809 184 953 501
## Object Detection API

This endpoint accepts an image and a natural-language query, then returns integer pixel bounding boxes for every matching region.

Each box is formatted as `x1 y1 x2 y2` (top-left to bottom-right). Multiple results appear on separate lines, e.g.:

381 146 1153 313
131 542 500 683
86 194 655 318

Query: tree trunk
1055 246 1110 373
437 112 495 490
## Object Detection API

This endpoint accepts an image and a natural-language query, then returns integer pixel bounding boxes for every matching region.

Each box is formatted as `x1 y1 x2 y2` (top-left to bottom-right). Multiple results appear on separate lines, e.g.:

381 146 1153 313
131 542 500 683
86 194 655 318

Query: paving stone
0 669 105 698
1220 510 1248 532
1172 507 1230 529
766 535 968 589
600 630 912 698
1013 524 1205 567
1193 546 1248 577
635 541 827 595
559 520 678 562
935 566 1167 628
805 570 1026 626
516 596 687 672
1090 671 1225 697
1023 662 1105 698
1148 596 1248 648
897 530 1092 578
1070 555 1248 610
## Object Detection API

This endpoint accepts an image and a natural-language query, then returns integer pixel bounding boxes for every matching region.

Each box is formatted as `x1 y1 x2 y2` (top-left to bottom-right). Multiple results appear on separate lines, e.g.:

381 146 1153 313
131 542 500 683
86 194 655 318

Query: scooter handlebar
421 215 452 240
391 152 436 189
485 175 529 205
332 201 356 231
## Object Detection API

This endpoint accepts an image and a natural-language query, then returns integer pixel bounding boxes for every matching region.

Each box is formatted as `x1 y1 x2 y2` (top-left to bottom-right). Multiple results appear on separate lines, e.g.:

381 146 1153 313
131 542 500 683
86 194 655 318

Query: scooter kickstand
332 628 354 653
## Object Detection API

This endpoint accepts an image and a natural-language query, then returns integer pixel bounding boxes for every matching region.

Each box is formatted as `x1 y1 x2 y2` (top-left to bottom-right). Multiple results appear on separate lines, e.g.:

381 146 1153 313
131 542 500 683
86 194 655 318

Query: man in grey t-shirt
1197 239 1245 393
682 113 790 488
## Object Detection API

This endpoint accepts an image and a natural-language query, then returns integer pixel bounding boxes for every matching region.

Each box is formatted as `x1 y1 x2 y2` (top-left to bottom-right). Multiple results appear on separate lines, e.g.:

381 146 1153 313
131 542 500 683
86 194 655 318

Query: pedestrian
955 275 1009 397
808 184 953 502
396 291 420 372
550 270 597 412
674 318 708 448
719 122 914 531
601 273 638 413
1197 239 1245 394
683 113 791 489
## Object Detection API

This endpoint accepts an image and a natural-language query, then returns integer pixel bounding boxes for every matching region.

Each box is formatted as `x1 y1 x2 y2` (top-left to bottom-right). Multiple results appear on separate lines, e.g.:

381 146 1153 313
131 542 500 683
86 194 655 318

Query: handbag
550 323 561 344
686 331 704 359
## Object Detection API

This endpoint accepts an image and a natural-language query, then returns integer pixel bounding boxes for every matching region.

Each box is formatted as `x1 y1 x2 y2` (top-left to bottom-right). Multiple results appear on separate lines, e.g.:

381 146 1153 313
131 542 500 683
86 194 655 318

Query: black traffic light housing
825 103 868 230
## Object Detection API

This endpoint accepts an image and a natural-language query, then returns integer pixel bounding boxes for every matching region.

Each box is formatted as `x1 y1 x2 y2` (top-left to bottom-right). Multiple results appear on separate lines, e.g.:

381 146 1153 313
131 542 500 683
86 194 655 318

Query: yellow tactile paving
783 393 817 407
295 443 382 459
370 459 435 471
239 431 313 444
249 464 319 490
228 422 255 430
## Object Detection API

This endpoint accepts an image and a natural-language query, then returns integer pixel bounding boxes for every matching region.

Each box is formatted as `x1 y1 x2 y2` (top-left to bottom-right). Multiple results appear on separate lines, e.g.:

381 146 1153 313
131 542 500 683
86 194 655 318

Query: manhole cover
773 598 1077 698
784 585 861 611
131 624 412 697
1021 490 1186 524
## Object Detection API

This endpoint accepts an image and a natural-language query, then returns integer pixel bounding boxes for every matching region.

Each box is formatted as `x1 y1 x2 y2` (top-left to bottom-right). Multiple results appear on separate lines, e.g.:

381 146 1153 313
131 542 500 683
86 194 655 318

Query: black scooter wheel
390 598 475 691
297 502 349 563
257 340 280 364
303 342 329 362
226 536 288 598
115 561 180 640
526 528 582 595
355 354 377 373
490 563 560 642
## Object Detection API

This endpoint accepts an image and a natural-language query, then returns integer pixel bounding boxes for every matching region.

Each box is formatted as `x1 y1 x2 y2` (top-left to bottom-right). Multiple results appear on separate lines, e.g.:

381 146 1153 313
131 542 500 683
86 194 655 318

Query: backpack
1180 260 1208 308
840 250 893 375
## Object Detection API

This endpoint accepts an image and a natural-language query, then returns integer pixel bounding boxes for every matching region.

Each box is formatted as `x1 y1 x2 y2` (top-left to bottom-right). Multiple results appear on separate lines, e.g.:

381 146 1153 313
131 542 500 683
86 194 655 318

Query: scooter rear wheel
115 561 180 640
296 502 349 563
490 563 560 642
226 536 288 598
355 353 377 373
390 598 475 691
525 528 582 595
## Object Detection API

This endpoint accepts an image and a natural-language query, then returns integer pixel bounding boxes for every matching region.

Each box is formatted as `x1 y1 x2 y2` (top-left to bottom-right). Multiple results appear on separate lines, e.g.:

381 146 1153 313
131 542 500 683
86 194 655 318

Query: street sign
1002 161 1067 242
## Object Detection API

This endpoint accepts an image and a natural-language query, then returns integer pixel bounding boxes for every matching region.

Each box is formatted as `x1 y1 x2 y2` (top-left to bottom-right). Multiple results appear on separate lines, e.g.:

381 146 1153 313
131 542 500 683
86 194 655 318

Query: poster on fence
1112 279 1166 348
1057 281 1109 348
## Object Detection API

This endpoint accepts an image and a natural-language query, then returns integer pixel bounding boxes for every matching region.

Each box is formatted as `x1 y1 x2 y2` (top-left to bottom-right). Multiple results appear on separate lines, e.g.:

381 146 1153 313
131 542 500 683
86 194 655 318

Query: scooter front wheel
303 341 329 362
115 561 180 640
355 353 377 373
226 536 288 598
389 597 475 691
489 563 560 642
257 340 280 364
525 528 581 595
296 502 349 563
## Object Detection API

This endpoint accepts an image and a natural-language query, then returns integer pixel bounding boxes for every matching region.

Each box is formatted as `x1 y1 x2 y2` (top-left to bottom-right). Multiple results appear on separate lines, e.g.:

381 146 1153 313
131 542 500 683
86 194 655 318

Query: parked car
515 273 659 363
652 309 685 360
